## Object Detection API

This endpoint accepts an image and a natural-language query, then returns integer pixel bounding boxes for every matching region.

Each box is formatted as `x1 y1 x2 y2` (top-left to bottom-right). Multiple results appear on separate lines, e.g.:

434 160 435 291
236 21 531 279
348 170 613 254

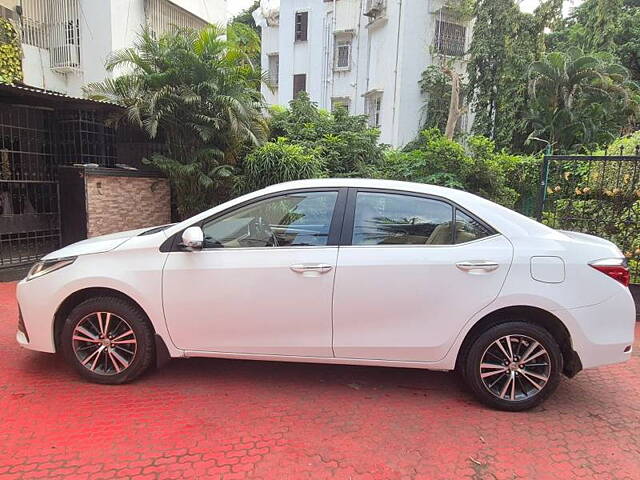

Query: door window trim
161 188 349 252
339 187 499 247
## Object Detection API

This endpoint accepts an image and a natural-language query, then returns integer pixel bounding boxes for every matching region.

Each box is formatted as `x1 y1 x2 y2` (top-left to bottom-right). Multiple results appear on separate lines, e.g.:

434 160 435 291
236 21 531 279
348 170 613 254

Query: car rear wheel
464 322 563 411
61 296 154 384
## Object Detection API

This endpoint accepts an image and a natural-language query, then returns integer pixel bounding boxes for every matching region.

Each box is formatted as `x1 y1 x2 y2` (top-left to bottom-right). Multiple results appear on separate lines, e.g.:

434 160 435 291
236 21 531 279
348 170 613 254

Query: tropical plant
527 47 640 152
85 24 268 218
237 138 325 192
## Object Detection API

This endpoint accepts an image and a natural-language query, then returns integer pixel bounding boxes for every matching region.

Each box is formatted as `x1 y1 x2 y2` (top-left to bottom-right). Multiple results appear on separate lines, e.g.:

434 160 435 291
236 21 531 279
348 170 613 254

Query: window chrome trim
338 233 502 249
162 188 349 253
340 187 499 247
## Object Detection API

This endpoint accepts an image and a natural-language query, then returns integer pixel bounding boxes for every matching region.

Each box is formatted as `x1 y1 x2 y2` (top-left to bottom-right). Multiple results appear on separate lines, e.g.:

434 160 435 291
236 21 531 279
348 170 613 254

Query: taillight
589 258 630 287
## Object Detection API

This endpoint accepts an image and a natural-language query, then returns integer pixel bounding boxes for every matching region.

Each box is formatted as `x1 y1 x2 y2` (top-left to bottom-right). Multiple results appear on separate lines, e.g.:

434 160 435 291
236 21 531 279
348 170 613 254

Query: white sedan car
16 179 635 410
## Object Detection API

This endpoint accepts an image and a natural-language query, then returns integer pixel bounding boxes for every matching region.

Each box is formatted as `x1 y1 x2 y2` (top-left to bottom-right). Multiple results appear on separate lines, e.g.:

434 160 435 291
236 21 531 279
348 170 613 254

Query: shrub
238 138 325 192
372 129 534 209
269 93 385 176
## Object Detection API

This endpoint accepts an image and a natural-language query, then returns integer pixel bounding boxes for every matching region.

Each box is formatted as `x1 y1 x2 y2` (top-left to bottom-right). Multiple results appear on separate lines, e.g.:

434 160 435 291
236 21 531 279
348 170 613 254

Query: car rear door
162 188 347 357
332 189 513 362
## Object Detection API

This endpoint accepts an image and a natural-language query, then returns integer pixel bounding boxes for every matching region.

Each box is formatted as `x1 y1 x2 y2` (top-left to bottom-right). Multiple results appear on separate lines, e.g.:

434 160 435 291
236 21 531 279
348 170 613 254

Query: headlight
26 257 77 281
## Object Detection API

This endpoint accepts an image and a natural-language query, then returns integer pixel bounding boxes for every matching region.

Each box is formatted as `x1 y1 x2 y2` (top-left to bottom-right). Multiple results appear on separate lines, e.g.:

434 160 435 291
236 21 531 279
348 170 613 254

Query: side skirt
180 349 452 371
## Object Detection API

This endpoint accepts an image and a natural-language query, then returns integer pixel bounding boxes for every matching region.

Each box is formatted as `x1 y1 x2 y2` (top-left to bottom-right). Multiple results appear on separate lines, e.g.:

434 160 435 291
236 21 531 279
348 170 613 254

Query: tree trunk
443 67 464 140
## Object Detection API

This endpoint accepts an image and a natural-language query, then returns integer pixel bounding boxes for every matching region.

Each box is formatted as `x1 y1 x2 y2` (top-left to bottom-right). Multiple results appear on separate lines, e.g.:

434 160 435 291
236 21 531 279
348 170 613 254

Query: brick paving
0 281 638 479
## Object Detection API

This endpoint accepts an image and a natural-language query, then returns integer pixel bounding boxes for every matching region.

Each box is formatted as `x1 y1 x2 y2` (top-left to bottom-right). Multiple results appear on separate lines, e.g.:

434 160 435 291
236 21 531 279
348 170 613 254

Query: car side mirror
180 226 204 251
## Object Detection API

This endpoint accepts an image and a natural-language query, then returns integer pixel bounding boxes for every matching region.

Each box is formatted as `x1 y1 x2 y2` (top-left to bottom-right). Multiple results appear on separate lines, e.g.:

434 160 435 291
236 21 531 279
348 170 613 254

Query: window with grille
366 95 382 127
268 54 279 86
331 97 351 112
295 11 308 41
434 20 466 57
21 0 81 72
293 74 307 98
335 41 351 71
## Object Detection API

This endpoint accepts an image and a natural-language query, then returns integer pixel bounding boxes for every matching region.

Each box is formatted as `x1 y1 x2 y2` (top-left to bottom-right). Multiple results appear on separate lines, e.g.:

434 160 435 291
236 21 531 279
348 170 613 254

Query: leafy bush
370 129 534 209
238 138 325 192
269 93 385 176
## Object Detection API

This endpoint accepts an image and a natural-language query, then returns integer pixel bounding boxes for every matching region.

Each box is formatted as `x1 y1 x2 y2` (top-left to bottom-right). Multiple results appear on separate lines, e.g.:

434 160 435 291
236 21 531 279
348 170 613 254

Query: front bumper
16 278 57 353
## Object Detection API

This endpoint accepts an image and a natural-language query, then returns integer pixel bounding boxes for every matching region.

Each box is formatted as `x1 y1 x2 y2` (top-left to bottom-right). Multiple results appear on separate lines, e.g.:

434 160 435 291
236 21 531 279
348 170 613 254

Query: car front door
332 189 513 362
162 189 346 357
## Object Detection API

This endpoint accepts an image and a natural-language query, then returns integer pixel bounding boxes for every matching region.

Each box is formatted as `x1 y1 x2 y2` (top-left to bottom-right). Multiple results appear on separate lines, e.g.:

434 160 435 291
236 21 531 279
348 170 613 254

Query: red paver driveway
0 281 639 480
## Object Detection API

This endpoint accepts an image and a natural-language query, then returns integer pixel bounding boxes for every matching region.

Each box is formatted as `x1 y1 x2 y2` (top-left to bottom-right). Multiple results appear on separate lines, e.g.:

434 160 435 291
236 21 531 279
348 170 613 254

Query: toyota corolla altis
16 179 635 410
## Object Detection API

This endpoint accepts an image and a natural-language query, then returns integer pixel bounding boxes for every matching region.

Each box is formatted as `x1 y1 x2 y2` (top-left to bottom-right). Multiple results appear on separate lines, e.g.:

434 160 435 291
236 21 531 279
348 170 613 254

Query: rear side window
455 210 494 244
352 192 454 245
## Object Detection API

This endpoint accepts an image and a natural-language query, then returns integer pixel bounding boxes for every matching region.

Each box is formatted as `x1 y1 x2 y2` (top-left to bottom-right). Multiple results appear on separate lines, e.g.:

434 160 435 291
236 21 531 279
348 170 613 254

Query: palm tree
527 47 639 152
85 23 268 218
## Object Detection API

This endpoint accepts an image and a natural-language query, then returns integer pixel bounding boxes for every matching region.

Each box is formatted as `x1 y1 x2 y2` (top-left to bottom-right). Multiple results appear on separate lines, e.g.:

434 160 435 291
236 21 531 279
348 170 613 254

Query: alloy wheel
479 334 551 401
72 312 137 375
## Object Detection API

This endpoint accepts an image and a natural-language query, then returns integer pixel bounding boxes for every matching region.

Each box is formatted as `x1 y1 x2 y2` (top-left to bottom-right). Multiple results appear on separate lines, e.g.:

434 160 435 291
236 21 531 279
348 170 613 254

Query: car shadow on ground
16 347 627 415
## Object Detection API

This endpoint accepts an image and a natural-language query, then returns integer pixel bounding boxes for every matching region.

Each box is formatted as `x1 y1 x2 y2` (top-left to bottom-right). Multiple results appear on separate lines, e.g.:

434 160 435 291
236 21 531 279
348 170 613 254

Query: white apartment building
254 0 473 147
0 0 226 97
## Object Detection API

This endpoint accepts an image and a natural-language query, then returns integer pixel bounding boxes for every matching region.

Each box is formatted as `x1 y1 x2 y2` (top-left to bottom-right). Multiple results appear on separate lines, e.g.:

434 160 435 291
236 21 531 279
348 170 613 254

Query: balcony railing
144 0 208 37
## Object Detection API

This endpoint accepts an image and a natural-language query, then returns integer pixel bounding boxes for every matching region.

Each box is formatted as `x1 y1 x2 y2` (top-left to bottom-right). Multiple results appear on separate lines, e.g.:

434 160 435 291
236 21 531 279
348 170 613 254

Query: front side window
202 192 338 248
352 192 454 245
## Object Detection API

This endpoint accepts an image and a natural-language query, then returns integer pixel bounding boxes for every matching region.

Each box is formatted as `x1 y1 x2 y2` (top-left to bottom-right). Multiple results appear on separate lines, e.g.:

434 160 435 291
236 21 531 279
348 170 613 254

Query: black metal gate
0 105 61 271
537 146 640 281
0 103 118 276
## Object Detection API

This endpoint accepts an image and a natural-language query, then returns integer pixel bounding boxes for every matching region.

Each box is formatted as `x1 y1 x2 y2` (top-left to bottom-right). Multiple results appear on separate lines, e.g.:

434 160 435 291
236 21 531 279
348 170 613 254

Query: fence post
536 150 551 222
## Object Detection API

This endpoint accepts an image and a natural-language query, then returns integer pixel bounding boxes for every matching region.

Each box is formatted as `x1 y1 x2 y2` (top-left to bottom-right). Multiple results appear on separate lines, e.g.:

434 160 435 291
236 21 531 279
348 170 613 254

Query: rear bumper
562 289 635 370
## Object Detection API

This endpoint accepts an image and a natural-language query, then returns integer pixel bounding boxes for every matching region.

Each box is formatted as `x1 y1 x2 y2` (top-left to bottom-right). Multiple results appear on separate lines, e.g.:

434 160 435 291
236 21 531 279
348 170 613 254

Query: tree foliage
85 24 267 218
548 0 640 81
527 47 639 152
229 0 260 33
466 0 563 151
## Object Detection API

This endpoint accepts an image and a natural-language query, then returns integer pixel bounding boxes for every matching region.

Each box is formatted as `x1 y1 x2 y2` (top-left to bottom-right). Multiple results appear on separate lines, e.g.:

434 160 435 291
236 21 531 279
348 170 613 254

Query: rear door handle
456 261 499 272
290 263 333 274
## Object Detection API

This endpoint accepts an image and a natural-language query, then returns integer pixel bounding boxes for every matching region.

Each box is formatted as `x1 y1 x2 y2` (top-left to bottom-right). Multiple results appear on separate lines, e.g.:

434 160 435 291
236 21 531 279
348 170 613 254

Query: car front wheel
61 296 154 384
464 322 563 411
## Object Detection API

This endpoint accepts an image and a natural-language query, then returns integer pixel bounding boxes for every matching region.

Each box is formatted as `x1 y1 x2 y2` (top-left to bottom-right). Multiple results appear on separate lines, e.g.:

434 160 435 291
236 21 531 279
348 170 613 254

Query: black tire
61 296 154 384
463 322 563 411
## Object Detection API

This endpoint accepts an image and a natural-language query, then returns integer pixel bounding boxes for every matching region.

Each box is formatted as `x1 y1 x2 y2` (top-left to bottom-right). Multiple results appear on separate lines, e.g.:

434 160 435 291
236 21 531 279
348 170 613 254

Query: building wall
85 174 171 238
19 0 227 97
255 0 473 148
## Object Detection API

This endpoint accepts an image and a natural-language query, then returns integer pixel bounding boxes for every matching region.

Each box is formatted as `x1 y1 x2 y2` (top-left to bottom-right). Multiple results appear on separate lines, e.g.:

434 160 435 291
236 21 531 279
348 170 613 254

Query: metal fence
536 145 640 282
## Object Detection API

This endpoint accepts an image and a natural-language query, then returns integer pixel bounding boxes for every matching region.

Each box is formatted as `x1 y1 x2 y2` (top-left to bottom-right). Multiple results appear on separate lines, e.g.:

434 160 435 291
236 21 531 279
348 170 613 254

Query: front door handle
456 261 499 272
290 263 333 274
